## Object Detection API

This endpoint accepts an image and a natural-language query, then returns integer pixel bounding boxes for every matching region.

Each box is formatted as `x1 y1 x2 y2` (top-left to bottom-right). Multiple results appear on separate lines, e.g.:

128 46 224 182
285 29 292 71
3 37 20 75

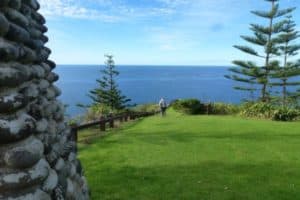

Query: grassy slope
79 110 300 200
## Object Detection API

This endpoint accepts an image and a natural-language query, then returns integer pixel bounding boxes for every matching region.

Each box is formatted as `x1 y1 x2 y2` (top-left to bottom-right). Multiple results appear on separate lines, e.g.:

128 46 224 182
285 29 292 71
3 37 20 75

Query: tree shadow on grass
88 161 300 200
134 131 300 146
78 119 145 146
80 129 300 150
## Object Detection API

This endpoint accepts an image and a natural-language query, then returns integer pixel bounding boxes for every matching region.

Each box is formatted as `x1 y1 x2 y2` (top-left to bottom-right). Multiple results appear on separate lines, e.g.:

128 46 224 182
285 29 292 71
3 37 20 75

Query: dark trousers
160 107 167 116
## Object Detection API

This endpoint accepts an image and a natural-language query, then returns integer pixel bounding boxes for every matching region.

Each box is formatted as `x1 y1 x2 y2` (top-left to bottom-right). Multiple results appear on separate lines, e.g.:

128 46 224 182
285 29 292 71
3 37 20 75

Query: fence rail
71 111 160 144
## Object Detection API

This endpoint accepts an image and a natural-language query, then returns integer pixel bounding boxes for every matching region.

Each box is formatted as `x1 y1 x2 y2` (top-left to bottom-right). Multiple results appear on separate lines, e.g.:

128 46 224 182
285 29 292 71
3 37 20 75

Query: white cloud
157 0 189 7
38 0 179 22
143 0 247 52
38 0 247 24
39 0 123 22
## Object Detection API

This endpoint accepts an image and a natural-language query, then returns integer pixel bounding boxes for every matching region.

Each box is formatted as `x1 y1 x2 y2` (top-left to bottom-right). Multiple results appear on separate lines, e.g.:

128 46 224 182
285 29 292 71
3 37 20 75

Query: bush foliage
171 99 204 115
240 102 275 119
272 107 299 121
131 104 159 113
209 102 240 115
171 99 239 115
240 102 300 121
171 98 299 121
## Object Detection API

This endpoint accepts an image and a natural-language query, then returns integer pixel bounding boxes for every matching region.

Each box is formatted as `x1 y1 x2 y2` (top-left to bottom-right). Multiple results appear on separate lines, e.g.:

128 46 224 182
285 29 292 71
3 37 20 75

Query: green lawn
78 110 300 200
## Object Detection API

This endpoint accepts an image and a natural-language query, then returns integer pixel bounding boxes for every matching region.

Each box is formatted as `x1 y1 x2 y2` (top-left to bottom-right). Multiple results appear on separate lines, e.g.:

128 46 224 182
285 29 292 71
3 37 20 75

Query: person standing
159 98 167 116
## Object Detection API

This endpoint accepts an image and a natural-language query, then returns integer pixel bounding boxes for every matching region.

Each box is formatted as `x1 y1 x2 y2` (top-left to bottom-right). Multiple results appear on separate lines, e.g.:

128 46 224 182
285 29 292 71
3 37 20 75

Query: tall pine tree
89 55 131 111
270 15 300 106
226 0 295 102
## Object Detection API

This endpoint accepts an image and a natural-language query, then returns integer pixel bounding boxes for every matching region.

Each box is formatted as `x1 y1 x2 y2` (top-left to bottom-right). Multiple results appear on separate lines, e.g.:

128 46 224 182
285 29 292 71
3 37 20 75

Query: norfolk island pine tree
270 15 300 106
225 0 296 102
89 55 131 112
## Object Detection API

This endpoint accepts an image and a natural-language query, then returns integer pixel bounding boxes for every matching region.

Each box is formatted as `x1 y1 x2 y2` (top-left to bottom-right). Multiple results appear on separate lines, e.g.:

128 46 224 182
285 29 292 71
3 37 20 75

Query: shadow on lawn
78 118 146 145
133 131 300 146
80 129 300 150
88 161 300 200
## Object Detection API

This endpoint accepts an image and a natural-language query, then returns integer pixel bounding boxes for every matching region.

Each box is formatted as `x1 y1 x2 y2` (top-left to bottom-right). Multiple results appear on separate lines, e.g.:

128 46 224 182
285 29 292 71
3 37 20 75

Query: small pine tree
89 55 131 112
226 0 295 102
270 16 300 106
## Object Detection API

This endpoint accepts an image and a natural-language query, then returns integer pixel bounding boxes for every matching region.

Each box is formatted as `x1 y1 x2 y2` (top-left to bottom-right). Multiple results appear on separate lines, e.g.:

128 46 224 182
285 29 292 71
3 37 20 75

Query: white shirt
159 99 167 108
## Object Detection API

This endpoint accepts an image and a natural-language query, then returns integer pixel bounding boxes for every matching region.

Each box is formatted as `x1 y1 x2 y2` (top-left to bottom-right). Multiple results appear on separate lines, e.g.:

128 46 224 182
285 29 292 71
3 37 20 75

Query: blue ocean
54 65 247 116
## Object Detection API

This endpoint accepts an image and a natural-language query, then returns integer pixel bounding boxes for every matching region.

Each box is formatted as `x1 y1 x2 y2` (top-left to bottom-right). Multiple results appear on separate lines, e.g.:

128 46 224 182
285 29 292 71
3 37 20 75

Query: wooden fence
71 111 159 144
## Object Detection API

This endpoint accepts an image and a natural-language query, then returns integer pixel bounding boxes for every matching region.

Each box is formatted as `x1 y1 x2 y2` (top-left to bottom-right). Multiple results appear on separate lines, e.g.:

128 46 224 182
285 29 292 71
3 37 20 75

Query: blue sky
39 0 300 65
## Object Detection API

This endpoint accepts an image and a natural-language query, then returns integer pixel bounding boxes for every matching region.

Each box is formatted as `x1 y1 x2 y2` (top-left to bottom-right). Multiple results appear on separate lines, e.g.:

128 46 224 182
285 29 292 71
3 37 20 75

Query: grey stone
31 64 46 78
28 27 42 39
29 18 47 33
45 60 56 69
4 137 44 169
45 87 57 100
4 189 51 200
8 0 22 10
22 0 40 11
36 118 48 133
0 13 9 36
20 46 37 63
21 83 39 99
40 62 51 74
0 65 29 87
0 114 36 144
42 169 58 193
6 22 30 43
38 47 51 61
0 0 10 7
0 92 27 113
0 159 49 191
19 4 31 17
1 7 29 28
0 38 20 61
46 72 59 83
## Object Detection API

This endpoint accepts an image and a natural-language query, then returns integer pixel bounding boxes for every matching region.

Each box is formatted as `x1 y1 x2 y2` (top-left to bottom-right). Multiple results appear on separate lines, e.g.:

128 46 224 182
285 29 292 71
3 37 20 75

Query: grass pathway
79 110 300 200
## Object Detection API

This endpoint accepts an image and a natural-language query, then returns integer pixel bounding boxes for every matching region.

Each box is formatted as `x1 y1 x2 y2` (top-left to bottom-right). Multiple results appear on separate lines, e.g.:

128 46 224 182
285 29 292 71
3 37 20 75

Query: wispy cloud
143 0 246 51
39 0 123 22
39 0 178 22
157 0 189 7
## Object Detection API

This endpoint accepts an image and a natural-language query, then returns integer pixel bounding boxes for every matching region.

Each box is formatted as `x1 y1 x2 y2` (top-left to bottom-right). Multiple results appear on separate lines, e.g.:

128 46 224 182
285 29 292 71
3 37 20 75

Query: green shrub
272 107 299 121
131 104 159 113
68 117 82 127
171 100 239 115
81 103 127 122
172 99 205 115
240 102 300 121
240 102 275 119
210 103 240 115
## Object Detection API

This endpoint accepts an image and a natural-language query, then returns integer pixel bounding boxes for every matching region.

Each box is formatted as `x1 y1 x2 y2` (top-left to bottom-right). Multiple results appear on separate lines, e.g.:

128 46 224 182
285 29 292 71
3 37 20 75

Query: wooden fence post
100 116 106 132
109 114 114 128
119 114 124 123
71 127 78 152
125 113 129 121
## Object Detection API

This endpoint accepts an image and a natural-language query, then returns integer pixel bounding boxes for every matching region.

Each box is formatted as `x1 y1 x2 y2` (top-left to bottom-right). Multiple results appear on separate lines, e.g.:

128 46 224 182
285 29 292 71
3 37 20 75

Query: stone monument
0 0 89 199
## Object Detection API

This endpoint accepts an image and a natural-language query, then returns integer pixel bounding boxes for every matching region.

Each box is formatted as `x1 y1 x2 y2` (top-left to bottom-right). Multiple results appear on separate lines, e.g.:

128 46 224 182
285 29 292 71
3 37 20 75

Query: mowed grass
78 110 300 200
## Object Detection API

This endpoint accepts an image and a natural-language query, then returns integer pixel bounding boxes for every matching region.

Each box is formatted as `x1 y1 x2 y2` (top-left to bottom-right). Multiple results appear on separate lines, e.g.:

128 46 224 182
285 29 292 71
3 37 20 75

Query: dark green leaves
234 45 264 57
89 55 131 111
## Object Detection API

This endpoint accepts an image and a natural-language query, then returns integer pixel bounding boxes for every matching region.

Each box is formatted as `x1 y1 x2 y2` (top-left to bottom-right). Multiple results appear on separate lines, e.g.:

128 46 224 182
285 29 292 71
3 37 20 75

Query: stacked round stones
0 0 89 199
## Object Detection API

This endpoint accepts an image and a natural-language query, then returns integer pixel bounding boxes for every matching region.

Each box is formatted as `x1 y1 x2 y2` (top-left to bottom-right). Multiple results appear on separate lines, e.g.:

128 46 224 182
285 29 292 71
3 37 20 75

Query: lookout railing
71 111 160 144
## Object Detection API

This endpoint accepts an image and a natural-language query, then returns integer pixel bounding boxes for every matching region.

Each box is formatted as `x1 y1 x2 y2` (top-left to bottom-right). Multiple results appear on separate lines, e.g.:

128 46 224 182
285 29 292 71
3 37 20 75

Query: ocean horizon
54 65 249 116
